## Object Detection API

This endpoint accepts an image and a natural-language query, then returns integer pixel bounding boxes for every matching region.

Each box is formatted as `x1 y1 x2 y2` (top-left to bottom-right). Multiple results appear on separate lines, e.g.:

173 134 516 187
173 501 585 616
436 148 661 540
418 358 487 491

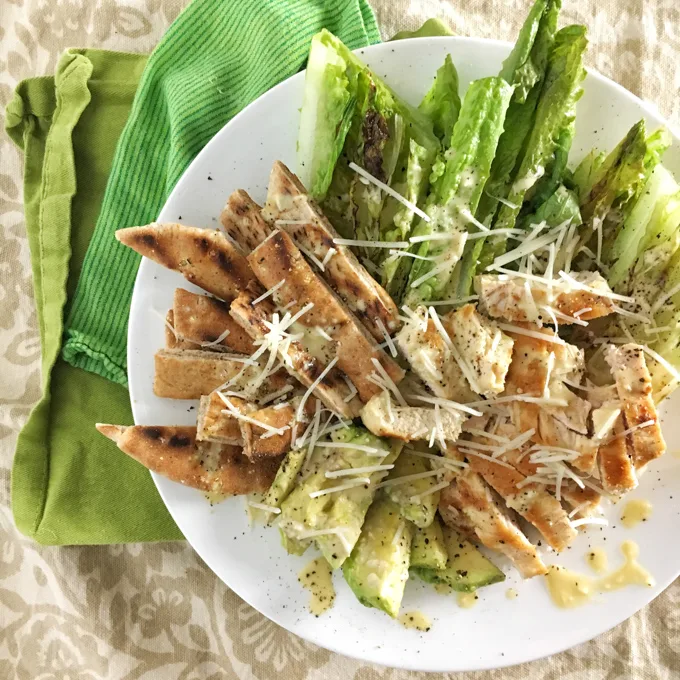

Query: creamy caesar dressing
434 583 453 595
203 491 229 506
545 541 654 608
598 541 655 592
398 611 432 631
545 566 595 608
298 557 335 616
456 592 478 609
505 588 518 600
287 321 337 364
620 499 653 528
585 548 608 574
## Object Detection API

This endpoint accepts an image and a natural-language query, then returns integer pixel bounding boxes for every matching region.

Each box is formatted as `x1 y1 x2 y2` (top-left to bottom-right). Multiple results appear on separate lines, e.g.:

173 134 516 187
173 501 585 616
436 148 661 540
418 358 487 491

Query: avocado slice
384 449 440 528
278 426 403 569
255 447 307 524
280 529 311 556
343 496 413 618
410 516 448 570
412 525 505 592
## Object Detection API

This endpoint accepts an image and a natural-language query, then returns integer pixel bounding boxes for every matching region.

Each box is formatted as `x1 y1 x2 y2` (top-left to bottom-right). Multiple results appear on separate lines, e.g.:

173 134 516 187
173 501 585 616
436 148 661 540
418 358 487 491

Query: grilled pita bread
229 283 360 418
248 230 404 402
173 288 255 354
165 310 198 350
197 393 253 444
220 190 273 253
116 224 254 302
96 424 280 494
264 161 400 340
153 348 293 400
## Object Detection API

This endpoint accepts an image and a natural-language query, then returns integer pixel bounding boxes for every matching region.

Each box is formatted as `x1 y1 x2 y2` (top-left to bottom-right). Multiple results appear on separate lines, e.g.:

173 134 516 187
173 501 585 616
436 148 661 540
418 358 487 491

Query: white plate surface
128 37 680 672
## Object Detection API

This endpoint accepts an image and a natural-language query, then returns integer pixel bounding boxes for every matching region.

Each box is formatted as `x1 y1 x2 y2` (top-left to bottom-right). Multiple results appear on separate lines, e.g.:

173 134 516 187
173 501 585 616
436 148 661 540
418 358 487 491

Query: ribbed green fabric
62 0 381 384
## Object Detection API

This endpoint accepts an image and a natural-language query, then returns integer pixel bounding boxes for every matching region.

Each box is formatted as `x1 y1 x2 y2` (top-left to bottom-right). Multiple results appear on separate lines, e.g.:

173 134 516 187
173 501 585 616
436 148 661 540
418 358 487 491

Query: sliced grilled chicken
197 393 253 444
247 229 404 402
229 283 360 418
116 224 254 302
153 348 293 400
537 411 599 473
442 304 514 397
605 344 666 470
172 288 256 354
502 445 602 518
219 189 273 253
263 160 400 340
96 424 280 494
502 327 596 471
396 306 477 403
451 439 577 551
475 271 615 324
439 471 546 578
360 391 466 442
597 412 638 495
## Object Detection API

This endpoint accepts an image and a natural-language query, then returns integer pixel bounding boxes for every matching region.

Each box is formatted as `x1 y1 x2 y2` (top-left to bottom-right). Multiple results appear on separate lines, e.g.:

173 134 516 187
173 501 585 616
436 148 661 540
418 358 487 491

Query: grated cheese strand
309 479 370 498
251 279 286 306
296 356 339 421
348 161 431 222
325 464 395 478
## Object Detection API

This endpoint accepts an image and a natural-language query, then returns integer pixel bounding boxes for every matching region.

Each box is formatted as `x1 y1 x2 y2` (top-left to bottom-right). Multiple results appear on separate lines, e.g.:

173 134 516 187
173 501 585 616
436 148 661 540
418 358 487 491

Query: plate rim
127 35 680 672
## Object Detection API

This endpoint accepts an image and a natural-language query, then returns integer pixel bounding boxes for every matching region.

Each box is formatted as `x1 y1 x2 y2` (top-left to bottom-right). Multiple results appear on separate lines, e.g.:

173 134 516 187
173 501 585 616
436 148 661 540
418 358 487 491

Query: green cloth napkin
7 0 451 545
6 50 182 543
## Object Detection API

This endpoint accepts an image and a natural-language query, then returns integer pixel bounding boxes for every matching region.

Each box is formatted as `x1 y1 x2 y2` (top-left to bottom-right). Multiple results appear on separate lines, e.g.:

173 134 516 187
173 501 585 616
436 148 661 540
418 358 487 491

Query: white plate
128 37 680 672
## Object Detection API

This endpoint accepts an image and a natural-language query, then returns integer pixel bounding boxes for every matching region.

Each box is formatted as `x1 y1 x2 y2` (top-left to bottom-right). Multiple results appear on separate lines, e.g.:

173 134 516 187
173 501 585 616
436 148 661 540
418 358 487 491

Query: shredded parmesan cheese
348 161 431 222
308 479 370 498
251 279 286 306
325 464 395 478
248 501 281 514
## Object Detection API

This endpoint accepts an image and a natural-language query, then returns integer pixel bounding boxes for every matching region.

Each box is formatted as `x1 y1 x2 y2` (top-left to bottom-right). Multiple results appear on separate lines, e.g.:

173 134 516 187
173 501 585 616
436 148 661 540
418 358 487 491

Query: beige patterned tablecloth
1 1 679 678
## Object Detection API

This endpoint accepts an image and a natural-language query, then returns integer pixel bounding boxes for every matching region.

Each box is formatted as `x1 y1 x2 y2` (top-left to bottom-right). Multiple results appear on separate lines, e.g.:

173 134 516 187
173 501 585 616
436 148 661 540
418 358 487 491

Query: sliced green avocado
279 425 404 569
410 516 448 570
256 447 307 523
412 525 505 592
385 449 440 528
280 529 311 556
342 496 413 618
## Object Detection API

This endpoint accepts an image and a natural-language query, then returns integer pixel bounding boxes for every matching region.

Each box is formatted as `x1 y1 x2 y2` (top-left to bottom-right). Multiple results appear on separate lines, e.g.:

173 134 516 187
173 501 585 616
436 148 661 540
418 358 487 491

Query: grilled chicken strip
153 348 293 400
485 420 603 516
440 471 546 578
450 440 577 551
247 229 404 402
503 326 596 472
605 344 666 470
220 189 273 253
263 161 400 340
597 413 638 495
360 391 466 442
172 288 256 354
116 224 254 302
475 271 615 324
96 424 280 494
442 304 514 397
229 283 360 418
396 306 476 403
